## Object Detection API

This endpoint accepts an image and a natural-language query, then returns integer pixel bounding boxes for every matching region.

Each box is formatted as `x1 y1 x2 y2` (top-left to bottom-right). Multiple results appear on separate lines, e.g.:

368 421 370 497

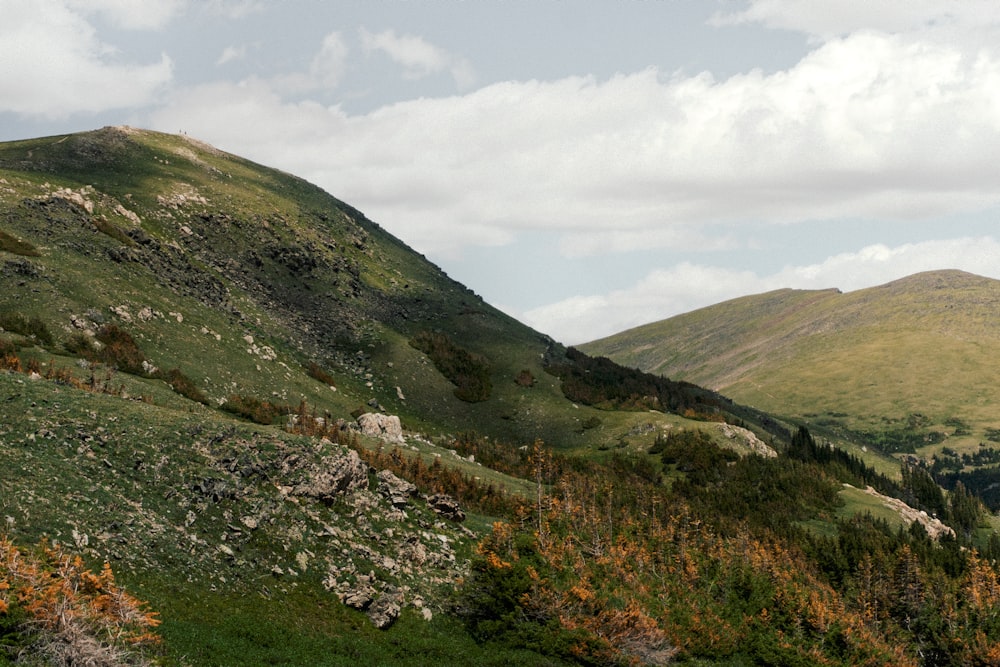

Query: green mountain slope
583 269 1000 460
0 126 610 449
0 127 796 664
8 128 999 665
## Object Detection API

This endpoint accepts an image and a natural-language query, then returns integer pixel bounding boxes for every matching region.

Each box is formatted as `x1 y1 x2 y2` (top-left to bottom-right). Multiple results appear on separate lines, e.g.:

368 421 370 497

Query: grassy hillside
0 127 799 664
6 128 1000 665
583 270 1000 470
0 126 672 452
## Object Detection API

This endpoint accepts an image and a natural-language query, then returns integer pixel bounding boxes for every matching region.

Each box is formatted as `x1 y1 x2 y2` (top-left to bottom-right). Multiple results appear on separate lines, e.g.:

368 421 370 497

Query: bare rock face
426 493 465 522
292 449 370 503
367 587 403 629
718 423 777 458
377 470 417 508
357 413 404 444
343 586 376 611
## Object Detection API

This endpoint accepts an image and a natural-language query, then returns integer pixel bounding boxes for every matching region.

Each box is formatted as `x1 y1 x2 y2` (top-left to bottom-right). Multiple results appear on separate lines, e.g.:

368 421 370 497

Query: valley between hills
1 127 999 666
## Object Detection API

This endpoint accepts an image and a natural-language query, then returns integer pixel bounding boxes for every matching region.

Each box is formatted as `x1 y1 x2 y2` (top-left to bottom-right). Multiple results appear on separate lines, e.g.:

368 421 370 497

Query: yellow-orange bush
0 536 160 662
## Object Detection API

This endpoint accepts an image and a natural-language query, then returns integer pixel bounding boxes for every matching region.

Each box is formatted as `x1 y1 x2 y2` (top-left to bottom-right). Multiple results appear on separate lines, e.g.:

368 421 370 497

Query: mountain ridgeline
3 128 1000 665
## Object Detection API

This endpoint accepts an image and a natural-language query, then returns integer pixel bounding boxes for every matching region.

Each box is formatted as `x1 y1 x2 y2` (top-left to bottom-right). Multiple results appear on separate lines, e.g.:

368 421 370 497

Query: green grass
139 583 573 667
836 484 911 529
1 127 697 456
6 126 967 664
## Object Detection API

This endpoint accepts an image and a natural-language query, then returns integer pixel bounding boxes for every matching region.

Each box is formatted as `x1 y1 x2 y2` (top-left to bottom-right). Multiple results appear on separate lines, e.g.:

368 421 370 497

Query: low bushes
409 331 491 402
0 230 40 257
0 537 161 665
0 311 53 347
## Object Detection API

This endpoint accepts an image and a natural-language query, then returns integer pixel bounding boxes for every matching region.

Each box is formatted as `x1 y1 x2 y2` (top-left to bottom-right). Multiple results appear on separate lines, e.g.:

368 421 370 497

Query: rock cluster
377 470 417 507
290 448 370 504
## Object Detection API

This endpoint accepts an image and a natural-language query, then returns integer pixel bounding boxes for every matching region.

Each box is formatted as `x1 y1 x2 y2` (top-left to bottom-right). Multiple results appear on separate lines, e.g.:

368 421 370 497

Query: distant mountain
583 269 1000 456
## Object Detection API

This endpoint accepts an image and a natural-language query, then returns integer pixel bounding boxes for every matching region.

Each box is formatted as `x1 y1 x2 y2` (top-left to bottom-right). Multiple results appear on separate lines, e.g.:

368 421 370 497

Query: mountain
5 129 1000 666
0 125 564 445
582 269 1000 471
0 127 788 665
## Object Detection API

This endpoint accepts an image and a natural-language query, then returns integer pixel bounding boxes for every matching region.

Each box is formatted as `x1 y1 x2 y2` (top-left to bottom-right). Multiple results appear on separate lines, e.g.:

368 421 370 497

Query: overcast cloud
2 1 999 344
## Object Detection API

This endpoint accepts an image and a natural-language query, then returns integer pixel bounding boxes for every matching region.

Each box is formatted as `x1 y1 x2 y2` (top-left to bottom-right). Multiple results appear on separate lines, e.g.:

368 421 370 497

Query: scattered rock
291 449 370 504
718 423 777 458
110 305 132 322
343 586 375 611
114 203 141 225
367 587 402 629
52 187 94 213
854 484 955 540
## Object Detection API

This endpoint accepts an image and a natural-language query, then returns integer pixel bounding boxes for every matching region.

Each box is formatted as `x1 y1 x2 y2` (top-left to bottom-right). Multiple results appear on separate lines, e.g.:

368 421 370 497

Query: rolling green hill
583 269 1000 463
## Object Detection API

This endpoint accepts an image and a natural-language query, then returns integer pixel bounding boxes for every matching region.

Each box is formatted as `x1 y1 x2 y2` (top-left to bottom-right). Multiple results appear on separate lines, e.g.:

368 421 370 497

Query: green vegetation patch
409 330 492 402
0 311 53 346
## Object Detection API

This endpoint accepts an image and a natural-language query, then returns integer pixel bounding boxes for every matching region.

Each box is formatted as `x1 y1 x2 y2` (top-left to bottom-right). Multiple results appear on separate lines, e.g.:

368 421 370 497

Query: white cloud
67 0 187 30
216 45 248 66
360 28 475 88
711 0 1000 40
522 237 1000 344
150 22 1000 263
203 0 264 20
268 32 348 94
310 32 350 89
0 0 173 118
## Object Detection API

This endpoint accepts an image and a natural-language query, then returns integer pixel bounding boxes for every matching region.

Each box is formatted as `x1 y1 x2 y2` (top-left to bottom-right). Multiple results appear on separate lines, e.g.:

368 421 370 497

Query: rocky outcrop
854 484 956 540
366 586 403 629
377 470 417 508
357 413 404 444
426 493 465 522
291 448 370 503
718 423 777 458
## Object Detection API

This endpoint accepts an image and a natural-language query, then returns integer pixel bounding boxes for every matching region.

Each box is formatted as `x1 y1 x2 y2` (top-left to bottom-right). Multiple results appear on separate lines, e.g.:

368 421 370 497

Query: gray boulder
427 493 465 522
357 413 404 444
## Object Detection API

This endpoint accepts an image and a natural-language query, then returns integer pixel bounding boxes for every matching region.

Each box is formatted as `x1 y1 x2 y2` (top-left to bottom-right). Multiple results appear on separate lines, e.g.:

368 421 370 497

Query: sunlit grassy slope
583 269 1000 460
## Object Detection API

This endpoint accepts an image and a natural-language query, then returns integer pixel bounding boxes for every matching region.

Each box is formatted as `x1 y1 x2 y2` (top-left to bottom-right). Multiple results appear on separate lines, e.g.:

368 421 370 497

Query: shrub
157 367 209 405
0 338 20 371
305 362 337 387
409 331 491 402
222 395 289 425
514 369 535 387
93 217 134 246
0 537 160 665
94 324 148 375
65 332 97 357
0 312 53 347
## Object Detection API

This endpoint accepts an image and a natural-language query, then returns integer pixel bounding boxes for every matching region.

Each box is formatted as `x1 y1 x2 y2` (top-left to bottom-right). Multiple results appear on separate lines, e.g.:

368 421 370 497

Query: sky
3 1 1000 345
